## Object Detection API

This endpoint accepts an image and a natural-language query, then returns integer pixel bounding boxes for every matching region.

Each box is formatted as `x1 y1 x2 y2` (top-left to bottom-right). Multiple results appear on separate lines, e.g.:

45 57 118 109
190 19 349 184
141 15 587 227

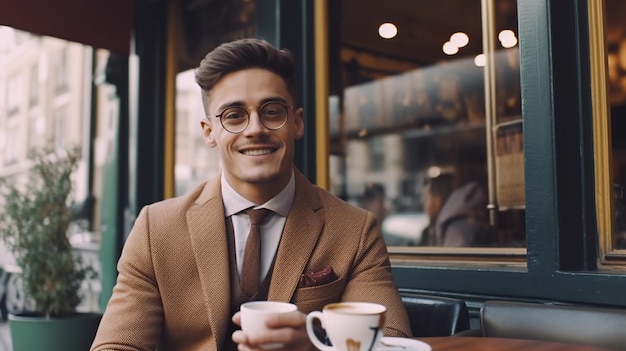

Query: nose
243 110 269 135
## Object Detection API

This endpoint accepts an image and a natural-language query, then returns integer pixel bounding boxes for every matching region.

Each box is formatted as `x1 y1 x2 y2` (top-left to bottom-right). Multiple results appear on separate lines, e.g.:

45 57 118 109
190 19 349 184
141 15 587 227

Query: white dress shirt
221 171 295 282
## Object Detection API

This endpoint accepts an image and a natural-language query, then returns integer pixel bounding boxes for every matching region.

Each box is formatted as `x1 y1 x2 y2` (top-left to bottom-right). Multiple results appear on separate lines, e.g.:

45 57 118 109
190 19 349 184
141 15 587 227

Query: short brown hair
195 38 297 104
424 173 455 200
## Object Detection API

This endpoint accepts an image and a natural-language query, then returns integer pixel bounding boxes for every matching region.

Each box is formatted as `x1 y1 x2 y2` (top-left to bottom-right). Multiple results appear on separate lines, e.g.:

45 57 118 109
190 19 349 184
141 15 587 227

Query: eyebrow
216 96 290 112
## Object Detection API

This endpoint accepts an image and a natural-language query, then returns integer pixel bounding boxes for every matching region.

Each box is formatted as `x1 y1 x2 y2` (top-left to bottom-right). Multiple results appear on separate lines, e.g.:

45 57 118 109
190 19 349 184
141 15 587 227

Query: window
28 113 44 152
54 105 69 150
328 0 524 255
29 64 39 106
5 117 20 164
7 73 23 115
595 0 626 261
55 48 69 94
174 69 221 196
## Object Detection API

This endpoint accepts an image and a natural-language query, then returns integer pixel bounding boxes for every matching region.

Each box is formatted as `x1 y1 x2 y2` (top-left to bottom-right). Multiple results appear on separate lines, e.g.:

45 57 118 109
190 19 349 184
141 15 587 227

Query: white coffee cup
240 301 298 349
305 302 387 351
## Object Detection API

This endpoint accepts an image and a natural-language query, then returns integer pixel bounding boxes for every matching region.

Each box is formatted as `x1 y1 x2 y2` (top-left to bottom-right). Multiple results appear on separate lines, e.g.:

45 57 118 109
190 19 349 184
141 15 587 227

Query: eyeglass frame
207 101 295 134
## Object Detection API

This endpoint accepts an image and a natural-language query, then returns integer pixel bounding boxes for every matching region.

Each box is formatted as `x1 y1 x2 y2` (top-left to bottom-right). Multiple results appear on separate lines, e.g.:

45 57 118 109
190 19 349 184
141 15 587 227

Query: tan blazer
91 169 411 351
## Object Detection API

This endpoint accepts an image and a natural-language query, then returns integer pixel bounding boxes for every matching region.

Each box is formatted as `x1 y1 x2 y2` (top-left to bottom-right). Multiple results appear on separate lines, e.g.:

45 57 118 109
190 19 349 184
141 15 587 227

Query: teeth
242 149 273 156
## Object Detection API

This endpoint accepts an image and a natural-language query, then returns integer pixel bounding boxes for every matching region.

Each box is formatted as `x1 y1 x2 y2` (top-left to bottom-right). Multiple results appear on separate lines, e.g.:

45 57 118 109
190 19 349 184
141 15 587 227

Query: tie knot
246 208 271 225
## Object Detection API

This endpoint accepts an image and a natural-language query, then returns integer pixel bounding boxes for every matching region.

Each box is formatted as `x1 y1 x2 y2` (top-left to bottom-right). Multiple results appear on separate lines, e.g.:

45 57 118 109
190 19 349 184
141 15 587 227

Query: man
420 171 455 246
91 38 410 351
421 170 488 247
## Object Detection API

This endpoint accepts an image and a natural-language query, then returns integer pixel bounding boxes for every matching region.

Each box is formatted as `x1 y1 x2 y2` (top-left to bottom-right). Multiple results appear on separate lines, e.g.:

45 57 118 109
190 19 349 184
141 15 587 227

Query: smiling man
200 67 303 205
91 38 410 351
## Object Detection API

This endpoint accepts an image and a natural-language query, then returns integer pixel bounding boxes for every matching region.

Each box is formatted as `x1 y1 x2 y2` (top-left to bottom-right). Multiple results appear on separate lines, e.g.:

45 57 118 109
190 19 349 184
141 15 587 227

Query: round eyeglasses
211 101 294 134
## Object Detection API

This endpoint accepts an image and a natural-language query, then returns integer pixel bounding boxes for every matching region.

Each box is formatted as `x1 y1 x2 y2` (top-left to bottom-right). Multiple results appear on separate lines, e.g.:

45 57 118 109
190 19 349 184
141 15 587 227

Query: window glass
328 0 525 249
5 117 19 164
28 114 44 152
174 0 256 197
174 69 220 196
29 64 39 106
606 0 626 250
7 73 22 115
54 105 69 150
55 47 69 94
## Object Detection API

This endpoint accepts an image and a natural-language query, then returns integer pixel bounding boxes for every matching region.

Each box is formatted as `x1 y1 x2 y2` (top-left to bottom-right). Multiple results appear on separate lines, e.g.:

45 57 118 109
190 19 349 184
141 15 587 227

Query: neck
227 170 292 205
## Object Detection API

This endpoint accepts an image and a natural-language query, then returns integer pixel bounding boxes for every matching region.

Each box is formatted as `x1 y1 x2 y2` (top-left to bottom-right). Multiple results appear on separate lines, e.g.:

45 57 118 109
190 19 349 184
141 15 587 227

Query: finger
232 329 245 343
232 311 242 326
264 310 306 328
245 332 290 350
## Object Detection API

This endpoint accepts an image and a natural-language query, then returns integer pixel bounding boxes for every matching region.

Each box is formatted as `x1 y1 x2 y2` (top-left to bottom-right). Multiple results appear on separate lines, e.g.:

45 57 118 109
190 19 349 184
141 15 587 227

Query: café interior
2 0 626 350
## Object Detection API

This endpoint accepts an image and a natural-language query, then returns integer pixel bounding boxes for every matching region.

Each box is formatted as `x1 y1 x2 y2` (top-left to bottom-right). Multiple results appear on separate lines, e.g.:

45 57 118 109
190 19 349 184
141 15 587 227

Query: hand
232 310 316 351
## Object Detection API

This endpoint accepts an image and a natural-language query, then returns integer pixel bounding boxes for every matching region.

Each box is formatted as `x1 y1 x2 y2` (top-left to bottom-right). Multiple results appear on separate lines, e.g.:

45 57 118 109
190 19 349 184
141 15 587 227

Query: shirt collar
221 170 295 217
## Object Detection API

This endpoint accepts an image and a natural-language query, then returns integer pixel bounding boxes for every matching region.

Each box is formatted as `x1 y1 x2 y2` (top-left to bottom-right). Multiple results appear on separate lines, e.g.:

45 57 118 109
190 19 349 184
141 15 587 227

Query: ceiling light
498 29 517 48
378 23 398 39
450 32 469 48
442 41 458 55
474 54 486 67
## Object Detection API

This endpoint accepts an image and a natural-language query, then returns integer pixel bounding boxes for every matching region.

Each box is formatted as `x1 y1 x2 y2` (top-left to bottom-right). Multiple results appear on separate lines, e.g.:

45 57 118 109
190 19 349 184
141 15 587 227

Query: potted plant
0 147 101 351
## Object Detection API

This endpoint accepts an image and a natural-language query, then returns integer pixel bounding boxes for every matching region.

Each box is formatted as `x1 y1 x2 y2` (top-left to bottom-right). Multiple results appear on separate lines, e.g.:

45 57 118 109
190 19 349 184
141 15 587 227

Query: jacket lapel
186 178 231 349
268 171 324 301
184 171 324 344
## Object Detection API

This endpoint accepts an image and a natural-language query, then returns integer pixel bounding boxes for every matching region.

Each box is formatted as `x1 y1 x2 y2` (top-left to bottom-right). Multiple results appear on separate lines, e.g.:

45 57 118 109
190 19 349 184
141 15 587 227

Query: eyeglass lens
220 102 288 133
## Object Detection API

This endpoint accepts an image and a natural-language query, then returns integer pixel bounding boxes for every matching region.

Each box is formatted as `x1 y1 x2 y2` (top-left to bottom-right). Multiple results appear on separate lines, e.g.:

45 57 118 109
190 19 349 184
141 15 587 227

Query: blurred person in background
420 167 489 247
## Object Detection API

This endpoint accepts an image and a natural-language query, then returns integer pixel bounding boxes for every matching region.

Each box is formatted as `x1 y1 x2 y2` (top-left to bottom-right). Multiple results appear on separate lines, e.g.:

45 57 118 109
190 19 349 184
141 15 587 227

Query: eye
221 107 247 122
261 103 285 117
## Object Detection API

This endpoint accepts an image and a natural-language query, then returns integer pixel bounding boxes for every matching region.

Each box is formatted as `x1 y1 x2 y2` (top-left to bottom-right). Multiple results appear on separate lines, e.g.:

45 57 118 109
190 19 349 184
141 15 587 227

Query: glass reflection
606 0 626 248
329 0 525 247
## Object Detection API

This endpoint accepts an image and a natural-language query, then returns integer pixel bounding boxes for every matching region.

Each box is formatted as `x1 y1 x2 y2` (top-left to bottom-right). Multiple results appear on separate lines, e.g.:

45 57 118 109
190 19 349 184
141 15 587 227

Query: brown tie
241 208 271 297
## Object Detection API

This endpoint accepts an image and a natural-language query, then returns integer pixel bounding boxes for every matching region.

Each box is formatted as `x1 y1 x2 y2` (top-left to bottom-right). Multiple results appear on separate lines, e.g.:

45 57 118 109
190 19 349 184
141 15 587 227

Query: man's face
200 68 304 201
423 183 443 222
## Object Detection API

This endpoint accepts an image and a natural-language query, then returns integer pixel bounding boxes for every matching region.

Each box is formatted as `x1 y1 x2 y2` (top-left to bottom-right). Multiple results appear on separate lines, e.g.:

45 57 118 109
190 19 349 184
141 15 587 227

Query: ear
294 107 305 140
200 119 217 148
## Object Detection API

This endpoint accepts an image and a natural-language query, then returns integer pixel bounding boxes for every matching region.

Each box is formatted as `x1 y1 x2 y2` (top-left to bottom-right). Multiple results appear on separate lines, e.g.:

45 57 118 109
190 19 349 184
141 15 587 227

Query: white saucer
376 337 432 351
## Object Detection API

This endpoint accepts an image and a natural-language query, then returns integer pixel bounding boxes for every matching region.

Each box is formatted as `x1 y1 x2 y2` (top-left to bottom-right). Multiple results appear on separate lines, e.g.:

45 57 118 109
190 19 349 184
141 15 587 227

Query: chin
241 171 280 184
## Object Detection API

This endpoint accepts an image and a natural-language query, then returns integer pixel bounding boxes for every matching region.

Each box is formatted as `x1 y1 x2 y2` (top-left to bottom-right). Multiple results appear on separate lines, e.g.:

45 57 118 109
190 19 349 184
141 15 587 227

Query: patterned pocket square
299 265 338 288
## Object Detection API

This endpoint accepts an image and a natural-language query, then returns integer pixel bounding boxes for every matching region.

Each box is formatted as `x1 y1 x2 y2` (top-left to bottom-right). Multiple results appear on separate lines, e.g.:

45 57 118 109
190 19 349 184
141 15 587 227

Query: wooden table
419 337 617 351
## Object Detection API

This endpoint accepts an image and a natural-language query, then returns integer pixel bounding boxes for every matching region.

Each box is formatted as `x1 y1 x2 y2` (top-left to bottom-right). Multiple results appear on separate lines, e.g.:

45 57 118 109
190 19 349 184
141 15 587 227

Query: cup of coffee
240 301 298 349
305 302 387 351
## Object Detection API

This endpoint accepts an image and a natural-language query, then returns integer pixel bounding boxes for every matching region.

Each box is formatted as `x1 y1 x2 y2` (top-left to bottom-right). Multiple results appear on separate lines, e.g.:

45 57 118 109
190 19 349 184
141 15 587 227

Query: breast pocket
292 276 346 314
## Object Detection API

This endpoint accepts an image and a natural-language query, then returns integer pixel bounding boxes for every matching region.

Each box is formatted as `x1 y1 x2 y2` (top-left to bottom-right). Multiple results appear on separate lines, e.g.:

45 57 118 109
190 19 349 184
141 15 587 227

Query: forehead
207 68 292 111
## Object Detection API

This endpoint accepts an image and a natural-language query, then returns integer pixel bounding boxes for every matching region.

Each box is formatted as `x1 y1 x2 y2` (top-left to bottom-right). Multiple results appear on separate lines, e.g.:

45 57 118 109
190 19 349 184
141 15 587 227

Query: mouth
240 148 276 156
